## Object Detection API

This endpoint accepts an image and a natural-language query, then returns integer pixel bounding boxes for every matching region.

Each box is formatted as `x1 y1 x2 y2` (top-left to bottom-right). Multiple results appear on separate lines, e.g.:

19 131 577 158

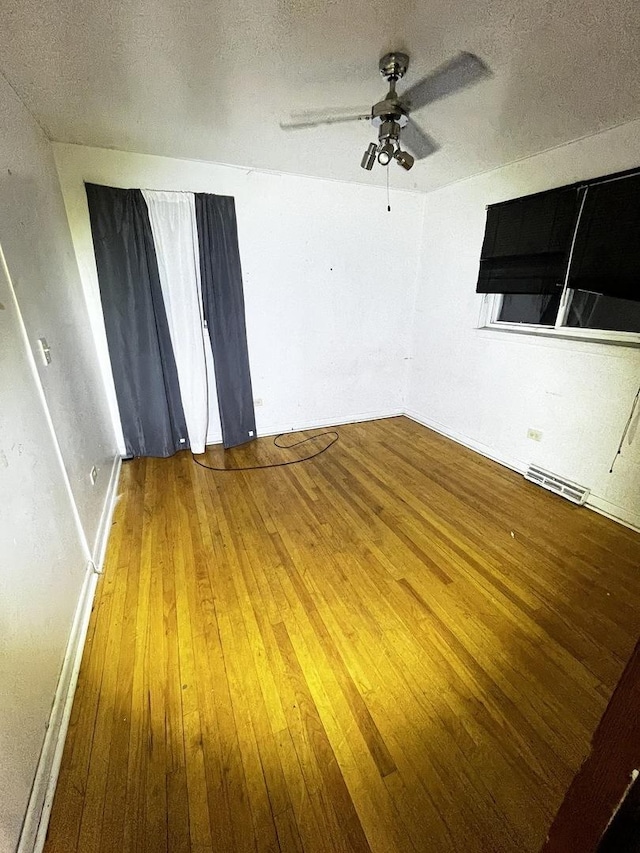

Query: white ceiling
2 0 640 192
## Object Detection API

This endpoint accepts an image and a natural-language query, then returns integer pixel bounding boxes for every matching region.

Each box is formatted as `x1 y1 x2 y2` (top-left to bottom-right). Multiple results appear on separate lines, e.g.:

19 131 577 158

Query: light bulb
377 143 394 166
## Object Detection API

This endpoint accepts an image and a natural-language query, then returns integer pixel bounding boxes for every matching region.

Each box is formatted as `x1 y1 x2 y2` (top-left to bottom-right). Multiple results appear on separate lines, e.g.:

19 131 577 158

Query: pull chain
386 165 391 212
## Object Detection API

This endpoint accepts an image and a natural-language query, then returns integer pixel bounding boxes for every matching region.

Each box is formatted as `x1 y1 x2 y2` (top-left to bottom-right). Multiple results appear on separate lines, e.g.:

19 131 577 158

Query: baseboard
403 409 640 534
204 410 404 448
587 494 640 534
17 564 98 853
403 408 528 475
92 454 122 573
253 409 405 442
18 454 121 852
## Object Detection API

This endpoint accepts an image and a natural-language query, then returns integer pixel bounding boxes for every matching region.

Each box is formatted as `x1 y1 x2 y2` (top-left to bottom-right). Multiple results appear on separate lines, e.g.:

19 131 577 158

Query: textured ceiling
2 0 640 192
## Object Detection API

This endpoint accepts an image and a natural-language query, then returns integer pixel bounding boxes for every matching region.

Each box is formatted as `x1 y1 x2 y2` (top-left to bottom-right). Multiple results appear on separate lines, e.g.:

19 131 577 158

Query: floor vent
524 465 590 505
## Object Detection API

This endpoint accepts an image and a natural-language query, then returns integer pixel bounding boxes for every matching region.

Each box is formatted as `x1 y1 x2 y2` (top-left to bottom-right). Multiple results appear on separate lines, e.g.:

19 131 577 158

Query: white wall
0 255 86 851
0 75 118 849
53 144 426 452
2 95 118 551
406 119 640 529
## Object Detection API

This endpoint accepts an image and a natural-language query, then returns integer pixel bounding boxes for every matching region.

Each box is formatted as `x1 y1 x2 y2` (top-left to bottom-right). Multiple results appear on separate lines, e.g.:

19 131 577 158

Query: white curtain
142 190 209 454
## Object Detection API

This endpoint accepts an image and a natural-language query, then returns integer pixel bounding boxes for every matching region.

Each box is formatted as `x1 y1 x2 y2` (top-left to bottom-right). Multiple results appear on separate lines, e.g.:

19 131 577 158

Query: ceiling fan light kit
281 49 491 174
362 52 415 170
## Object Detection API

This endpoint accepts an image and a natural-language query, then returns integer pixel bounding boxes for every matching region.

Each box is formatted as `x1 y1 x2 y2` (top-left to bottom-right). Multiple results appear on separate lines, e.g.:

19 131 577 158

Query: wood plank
44 417 640 853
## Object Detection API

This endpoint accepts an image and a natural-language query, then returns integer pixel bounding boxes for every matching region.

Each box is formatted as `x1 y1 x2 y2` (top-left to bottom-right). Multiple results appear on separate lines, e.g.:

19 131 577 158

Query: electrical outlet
90 465 98 485
527 428 543 442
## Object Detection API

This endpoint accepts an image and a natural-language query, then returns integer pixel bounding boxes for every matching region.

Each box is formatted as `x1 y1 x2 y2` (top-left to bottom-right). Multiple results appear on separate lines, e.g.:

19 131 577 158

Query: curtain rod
137 188 233 200
83 181 216 195
139 188 197 194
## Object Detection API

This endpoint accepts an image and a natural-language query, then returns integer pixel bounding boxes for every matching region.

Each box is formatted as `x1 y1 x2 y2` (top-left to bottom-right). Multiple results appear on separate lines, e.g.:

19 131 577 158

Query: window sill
477 322 640 349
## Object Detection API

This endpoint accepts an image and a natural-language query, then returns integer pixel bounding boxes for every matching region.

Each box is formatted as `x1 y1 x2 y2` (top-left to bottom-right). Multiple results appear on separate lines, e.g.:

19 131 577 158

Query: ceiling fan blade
288 105 371 120
280 111 370 130
400 52 491 113
401 119 439 160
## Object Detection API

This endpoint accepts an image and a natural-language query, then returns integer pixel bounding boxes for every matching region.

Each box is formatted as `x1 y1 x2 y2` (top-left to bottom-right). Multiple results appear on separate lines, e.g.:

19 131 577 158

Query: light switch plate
37 338 52 365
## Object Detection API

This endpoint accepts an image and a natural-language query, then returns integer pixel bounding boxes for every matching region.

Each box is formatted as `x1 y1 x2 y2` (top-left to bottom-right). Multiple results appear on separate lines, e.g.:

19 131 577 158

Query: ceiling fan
281 51 491 171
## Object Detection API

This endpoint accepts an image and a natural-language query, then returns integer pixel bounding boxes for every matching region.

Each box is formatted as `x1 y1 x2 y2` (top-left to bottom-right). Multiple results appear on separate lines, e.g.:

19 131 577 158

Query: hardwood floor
44 416 640 853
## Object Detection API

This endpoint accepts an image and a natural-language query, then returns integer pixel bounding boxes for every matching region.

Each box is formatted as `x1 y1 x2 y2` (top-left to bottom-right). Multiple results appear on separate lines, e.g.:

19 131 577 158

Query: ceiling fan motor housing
371 99 409 128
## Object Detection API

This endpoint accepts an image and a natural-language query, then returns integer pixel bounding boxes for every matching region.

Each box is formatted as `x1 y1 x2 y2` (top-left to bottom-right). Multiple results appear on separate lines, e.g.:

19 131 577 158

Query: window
477 171 640 343
490 290 640 335
498 293 561 326
565 291 640 333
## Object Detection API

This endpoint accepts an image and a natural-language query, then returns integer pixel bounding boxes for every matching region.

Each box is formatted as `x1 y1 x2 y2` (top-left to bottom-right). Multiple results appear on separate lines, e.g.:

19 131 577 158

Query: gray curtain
195 193 257 448
86 183 188 457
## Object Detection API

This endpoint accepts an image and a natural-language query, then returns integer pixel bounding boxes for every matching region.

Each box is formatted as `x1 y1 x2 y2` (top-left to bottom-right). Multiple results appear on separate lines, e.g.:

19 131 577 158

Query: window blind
476 187 580 295
567 174 640 302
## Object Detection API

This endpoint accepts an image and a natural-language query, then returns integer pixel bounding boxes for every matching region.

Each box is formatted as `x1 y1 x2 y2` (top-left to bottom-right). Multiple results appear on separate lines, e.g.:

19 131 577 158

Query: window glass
498 293 561 326
565 291 640 333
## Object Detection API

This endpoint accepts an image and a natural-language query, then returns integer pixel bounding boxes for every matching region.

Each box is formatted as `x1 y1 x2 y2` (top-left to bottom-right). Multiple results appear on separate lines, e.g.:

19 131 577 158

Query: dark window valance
568 175 640 302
